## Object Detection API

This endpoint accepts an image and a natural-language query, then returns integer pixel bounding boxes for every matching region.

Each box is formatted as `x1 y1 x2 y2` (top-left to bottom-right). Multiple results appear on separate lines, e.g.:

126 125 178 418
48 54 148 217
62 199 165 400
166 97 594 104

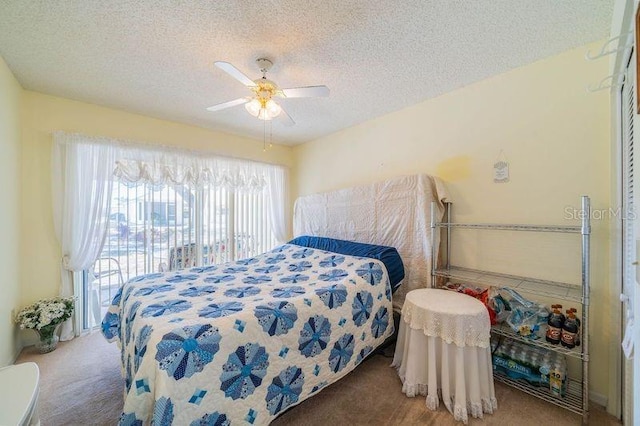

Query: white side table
391 288 497 424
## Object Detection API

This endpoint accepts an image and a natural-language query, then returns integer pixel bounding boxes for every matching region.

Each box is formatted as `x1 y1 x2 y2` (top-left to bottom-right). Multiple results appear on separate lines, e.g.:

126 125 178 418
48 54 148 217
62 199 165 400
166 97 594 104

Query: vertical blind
88 180 278 328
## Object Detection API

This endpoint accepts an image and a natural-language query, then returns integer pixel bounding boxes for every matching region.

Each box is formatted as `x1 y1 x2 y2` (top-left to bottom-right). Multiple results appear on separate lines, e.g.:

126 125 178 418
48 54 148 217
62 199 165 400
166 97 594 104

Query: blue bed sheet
289 236 405 292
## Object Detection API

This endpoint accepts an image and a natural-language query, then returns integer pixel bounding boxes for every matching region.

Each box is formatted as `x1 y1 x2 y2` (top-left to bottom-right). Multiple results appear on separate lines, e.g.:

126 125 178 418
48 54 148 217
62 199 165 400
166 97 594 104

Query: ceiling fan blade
280 85 330 98
214 61 256 87
206 97 249 112
278 106 295 126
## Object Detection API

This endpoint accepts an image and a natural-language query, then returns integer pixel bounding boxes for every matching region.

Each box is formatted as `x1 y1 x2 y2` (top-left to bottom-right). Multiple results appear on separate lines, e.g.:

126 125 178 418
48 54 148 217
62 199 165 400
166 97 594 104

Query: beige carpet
16 332 620 425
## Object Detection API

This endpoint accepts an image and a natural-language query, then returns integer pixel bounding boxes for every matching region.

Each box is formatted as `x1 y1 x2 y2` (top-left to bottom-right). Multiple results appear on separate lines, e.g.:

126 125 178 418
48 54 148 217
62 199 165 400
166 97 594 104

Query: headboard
293 174 448 310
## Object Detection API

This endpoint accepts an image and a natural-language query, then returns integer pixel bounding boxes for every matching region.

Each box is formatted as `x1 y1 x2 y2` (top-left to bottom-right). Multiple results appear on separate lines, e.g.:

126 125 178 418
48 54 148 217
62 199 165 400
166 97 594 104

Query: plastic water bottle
529 349 540 370
509 344 519 362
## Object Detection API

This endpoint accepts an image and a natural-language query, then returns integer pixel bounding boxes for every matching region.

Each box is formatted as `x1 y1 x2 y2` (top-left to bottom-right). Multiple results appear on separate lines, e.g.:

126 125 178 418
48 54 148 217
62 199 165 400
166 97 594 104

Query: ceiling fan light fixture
265 99 282 117
245 98 262 117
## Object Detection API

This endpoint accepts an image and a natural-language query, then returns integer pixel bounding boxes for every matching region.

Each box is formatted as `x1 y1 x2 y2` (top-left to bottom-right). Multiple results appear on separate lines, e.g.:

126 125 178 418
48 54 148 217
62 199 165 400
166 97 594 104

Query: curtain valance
54 132 280 191
113 159 268 191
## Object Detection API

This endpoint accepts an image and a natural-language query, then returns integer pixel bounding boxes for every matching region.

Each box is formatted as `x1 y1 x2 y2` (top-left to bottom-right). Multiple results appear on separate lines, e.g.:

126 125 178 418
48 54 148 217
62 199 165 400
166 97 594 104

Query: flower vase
35 324 61 353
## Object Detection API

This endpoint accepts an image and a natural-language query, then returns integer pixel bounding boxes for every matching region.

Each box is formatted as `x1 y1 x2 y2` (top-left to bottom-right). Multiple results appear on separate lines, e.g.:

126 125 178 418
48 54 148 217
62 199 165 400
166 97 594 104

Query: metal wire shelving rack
430 196 590 425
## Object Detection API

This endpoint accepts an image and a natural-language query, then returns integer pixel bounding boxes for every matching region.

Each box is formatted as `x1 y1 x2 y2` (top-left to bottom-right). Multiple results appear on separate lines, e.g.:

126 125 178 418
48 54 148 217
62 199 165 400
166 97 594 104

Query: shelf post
580 195 590 425
430 201 436 288
446 202 452 270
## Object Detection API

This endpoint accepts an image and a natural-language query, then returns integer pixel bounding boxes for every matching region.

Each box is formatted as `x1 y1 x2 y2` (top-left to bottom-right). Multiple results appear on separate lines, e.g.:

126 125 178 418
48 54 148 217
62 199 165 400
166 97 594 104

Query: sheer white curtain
52 132 288 337
52 133 118 340
266 166 290 243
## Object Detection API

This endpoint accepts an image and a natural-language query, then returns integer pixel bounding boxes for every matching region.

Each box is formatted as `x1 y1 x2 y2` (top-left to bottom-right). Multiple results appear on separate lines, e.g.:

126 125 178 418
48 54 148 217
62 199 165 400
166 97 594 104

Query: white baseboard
589 390 607 407
10 341 23 365
12 349 21 364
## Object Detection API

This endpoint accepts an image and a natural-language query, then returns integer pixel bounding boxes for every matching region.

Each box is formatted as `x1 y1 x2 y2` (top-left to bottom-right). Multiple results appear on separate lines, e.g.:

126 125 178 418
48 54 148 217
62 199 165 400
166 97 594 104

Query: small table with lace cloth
391 288 497 424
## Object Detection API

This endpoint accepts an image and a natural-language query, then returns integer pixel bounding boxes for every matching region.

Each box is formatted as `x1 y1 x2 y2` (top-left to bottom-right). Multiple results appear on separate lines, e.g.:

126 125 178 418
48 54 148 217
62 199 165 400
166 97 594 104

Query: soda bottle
560 308 580 348
572 308 581 347
545 304 565 345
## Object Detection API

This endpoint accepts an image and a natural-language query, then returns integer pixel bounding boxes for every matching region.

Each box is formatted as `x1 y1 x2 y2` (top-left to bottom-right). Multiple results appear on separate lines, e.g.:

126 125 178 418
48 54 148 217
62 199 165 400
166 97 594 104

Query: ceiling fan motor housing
253 79 278 100
256 58 273 74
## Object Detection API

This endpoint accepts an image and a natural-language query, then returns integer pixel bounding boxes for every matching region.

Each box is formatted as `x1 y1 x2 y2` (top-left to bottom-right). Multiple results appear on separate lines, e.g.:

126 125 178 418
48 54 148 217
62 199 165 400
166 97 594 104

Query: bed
102 237 404 425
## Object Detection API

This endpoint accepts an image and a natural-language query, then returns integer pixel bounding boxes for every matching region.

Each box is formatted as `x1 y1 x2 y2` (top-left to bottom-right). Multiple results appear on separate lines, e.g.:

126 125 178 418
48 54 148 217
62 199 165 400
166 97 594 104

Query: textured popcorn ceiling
0 1 613 145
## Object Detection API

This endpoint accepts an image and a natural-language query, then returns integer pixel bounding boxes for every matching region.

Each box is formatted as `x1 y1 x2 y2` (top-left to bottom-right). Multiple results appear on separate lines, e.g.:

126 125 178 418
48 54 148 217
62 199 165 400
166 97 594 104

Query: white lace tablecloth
392 289 497 424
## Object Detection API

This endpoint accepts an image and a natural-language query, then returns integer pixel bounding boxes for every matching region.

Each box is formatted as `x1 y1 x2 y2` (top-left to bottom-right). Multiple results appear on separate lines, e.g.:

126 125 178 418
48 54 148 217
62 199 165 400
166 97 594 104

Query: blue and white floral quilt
102 243 394 425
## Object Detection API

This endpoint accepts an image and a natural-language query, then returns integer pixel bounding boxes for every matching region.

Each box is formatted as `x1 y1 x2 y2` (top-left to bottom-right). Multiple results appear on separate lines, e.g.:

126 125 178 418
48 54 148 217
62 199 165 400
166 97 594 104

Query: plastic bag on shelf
444 281 483 297
444 282 499 324
501 287 535 308
505 299 550 339
489 287 512 324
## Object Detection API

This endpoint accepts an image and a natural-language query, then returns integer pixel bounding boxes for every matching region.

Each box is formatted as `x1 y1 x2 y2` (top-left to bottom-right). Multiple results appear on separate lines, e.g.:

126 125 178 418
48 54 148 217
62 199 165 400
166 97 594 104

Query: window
80 151 285 330
53 132 288 337
86 180 277 327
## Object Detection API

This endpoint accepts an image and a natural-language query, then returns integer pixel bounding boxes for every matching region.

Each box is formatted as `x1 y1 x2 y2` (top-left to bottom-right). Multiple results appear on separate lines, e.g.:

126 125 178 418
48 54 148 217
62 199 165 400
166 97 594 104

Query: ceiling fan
207 58 329 126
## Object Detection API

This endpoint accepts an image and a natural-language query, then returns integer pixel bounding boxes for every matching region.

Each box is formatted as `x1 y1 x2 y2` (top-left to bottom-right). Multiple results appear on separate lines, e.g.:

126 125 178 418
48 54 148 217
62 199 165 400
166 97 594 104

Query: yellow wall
293 42 612 399
19 91 294 311
0 56 23 365
11 40 614 401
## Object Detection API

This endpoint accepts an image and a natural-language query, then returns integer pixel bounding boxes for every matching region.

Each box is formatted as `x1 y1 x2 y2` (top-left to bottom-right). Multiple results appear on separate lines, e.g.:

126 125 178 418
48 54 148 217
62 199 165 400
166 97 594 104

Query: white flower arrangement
15 296 75 331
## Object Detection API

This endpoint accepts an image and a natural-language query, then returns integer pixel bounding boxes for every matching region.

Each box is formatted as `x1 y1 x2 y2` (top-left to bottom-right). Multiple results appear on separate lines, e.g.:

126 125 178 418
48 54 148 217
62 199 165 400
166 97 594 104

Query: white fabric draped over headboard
293 174 448 310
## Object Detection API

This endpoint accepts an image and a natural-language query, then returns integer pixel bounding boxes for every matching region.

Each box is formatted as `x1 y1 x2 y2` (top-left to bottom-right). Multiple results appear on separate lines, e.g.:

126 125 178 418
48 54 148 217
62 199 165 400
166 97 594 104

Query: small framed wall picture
493 151 509 183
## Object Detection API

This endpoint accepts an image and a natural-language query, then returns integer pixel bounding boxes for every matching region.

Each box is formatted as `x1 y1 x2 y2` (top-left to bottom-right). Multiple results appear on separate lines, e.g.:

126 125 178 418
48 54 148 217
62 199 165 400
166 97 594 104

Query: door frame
610 0 639 421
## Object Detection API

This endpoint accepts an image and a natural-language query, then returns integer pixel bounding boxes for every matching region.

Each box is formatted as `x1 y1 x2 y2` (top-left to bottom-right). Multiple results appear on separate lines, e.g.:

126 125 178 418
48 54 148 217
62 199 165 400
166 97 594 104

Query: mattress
102 243 395 425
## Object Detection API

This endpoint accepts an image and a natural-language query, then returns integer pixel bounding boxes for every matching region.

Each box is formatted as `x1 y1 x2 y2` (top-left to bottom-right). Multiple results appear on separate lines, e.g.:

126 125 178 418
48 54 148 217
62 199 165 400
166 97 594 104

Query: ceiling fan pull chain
263 118 267 152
